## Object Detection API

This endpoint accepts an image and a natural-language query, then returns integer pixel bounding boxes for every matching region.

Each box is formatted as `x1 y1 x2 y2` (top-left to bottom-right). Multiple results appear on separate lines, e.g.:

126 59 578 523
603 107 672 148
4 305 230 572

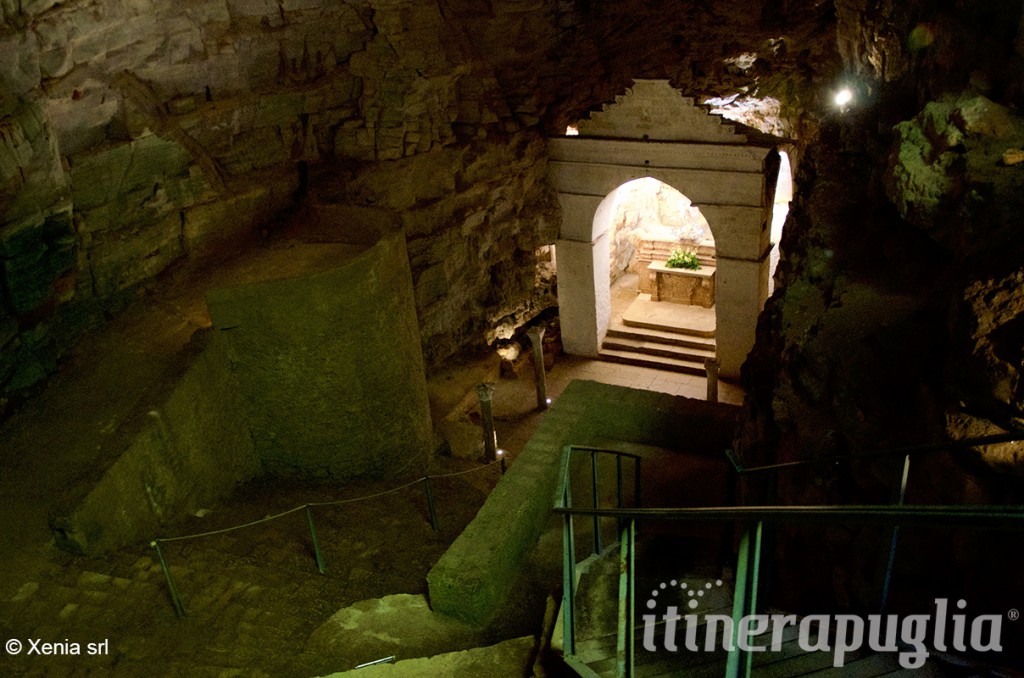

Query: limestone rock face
0 0 560 398
948 267 1024 424
735 0 1024 616
885 94 1024 259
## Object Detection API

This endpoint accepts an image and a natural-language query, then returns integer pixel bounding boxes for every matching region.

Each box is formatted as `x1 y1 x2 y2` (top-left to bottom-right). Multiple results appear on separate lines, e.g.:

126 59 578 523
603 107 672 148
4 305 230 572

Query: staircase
564 541 987 678
599 297 716 376
554 445 1024 678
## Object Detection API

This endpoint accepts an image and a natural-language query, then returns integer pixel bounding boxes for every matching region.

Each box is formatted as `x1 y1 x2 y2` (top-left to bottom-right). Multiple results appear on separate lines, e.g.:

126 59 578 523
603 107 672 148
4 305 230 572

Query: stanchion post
423 476 439 531
152 540 186 619
477 383 497 461
705 357 720 403
498 449 507 475
526 327 548 410
305 505 326 574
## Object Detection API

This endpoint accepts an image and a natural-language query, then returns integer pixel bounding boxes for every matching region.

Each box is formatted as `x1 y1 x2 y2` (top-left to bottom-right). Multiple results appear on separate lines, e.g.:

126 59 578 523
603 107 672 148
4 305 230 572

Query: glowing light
546 398 552 404
565 125 579 136
497 448 505 456
834 88 854 107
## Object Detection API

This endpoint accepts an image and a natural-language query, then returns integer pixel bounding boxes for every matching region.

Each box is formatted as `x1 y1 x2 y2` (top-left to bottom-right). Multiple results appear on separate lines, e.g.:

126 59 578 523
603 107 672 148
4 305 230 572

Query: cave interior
1 0 1024 676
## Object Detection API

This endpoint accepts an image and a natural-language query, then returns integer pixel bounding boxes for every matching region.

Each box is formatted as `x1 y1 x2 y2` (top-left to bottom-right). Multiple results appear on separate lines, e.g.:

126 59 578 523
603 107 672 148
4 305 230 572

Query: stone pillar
705 358 719 403
555 235 610 356
476 383 497 461
712 253 770 379
526 327 548 410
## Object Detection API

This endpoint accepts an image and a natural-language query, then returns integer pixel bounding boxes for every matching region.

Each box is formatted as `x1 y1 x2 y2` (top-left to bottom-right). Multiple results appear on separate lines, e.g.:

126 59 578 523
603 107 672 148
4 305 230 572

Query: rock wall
207 232 432 480
0 0 865 406
735 0 1024 616
50 331 260 554
0 0 564 406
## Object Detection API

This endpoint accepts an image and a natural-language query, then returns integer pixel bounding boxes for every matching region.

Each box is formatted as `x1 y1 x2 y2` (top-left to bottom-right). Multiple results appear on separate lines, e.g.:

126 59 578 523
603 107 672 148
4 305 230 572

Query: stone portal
548 79 781 378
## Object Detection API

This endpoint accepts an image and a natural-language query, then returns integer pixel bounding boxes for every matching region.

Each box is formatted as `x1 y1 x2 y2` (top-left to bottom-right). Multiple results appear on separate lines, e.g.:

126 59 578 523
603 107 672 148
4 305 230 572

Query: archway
597 178 718 341
547 79 784 378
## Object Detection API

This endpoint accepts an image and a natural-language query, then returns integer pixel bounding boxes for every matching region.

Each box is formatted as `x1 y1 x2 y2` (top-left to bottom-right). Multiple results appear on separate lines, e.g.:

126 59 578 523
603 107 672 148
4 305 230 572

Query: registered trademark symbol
1009 609 1020 621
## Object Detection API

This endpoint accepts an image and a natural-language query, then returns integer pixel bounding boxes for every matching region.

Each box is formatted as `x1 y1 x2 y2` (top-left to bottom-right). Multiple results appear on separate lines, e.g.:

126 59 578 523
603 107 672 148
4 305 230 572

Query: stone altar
648 261 716 308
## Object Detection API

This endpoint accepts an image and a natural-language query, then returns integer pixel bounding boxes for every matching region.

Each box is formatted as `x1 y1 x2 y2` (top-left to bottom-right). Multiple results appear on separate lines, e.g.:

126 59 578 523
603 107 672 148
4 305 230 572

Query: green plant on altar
666 248 701 270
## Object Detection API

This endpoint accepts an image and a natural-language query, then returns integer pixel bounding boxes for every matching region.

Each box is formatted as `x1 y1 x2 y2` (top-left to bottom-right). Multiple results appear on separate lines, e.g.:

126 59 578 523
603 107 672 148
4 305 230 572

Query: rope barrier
150 458 506 617
153 459 502 544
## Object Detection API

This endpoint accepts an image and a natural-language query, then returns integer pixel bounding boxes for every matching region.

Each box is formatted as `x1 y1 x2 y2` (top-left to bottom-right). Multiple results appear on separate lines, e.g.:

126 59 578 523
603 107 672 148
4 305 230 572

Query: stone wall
313 133 558 363
0 0 861 406
206 232 433 479
427 379 739 626
0 0 563 406
50 331 260 554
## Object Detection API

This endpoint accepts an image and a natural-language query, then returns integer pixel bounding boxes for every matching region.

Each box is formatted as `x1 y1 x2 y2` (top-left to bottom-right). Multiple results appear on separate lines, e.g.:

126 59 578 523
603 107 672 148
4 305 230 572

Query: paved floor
0 261 745 677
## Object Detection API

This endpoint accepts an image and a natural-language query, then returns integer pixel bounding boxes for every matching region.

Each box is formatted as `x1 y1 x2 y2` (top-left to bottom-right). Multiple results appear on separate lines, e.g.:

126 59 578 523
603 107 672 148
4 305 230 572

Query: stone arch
595 177 715 285
548 79 782 378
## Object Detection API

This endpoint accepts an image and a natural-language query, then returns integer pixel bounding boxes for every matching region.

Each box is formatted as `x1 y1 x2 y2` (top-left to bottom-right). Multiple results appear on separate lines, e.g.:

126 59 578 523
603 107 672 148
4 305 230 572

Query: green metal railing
555 435 1024 678
557 445 642 677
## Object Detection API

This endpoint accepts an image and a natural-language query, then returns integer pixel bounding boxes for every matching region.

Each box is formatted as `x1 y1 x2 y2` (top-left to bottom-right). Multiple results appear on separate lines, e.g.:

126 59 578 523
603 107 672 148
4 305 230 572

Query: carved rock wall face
0 0 567 399
0 0 838 403
734 0 1024 616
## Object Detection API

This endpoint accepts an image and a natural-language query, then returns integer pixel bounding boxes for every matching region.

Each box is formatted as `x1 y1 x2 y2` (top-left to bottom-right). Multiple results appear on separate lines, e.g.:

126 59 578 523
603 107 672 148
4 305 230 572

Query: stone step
621 295 716 337
621 315 716 339
606 325 716 351
601 337 715 364
597 348 707 377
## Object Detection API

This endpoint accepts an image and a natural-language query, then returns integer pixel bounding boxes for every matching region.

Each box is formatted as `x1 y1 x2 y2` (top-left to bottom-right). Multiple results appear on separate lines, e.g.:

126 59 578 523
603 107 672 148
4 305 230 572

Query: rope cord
153 459 503 544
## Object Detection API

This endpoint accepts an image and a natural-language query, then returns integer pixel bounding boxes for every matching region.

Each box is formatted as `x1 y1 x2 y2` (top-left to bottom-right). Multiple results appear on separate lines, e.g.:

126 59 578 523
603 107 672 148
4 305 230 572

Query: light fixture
834 87 854 108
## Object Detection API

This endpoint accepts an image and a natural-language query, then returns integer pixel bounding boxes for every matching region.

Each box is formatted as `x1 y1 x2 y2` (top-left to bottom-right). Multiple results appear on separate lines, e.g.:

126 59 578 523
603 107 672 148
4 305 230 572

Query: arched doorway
598 177 717 331
547 79 785 378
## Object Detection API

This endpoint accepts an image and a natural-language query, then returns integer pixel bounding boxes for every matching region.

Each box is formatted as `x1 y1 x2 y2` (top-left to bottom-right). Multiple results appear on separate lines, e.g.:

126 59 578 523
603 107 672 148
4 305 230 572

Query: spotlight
834 88 853 108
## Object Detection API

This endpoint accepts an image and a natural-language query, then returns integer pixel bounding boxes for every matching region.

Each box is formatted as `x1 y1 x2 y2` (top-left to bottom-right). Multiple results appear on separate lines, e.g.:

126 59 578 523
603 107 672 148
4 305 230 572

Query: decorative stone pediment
577 79 746 144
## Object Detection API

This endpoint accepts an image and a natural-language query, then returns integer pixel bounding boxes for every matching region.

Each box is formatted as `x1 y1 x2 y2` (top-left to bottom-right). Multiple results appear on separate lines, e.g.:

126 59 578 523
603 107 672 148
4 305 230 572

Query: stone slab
622 294 716 337
319 636 536 677
306 593 490 670
206 233 433 480
426 380 738 627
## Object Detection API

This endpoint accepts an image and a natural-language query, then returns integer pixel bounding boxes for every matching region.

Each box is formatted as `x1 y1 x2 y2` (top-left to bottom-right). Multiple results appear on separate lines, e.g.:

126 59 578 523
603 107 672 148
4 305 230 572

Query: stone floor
0 256 744 677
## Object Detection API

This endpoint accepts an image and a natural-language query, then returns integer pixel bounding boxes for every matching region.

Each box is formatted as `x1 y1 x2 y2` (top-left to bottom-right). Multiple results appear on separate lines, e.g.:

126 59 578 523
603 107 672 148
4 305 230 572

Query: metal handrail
725 432 1024 474
559 445 642 678
725 431 1024 618
556 436 1024 678
552 503 1024 526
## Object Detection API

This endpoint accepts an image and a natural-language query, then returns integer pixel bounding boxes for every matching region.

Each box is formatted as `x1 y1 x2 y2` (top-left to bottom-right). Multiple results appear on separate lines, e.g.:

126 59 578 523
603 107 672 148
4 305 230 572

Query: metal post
880 454 911 611
616 455 624 534
634 458 642 508
705 357 719 403
152 540 186 619
616 519 636 678
527 326 549 410
423 476 439 532
305 506 326 574
591 450 602 554
476 383 497 461
727 521 763 678
498 449 507 475
562 478 578 657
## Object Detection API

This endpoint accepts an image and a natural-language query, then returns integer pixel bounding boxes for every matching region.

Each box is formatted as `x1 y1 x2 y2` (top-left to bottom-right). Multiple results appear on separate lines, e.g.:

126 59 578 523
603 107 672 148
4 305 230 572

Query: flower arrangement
666 248 701 270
